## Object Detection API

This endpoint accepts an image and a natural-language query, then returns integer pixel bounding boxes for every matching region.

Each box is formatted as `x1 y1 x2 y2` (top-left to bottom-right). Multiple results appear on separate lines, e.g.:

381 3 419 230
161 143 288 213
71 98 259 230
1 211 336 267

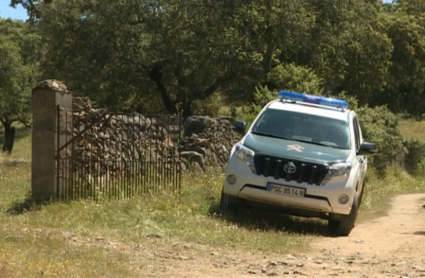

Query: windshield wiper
292 138 347 149
251 131 292 141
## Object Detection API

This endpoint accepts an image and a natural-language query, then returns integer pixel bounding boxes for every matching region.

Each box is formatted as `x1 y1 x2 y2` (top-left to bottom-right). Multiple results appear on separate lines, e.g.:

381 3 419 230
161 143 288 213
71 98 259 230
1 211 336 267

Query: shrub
356 105 405 176
191 91 226 117
267 63 324 95
238 63 325 127
404 138 425 176
337 91 359 110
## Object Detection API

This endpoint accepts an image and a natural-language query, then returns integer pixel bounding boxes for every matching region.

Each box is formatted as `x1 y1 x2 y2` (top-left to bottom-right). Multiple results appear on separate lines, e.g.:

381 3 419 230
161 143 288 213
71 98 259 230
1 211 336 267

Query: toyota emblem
283 162 297 174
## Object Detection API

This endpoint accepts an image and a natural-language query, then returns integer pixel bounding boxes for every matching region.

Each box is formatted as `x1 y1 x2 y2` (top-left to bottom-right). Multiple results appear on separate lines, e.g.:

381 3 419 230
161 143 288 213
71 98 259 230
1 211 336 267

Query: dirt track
306 193 425 277
134 193 425 278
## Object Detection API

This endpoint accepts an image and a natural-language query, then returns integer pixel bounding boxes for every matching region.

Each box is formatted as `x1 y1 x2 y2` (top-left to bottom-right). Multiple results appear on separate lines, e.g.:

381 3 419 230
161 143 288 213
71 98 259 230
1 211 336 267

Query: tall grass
399 118 425 140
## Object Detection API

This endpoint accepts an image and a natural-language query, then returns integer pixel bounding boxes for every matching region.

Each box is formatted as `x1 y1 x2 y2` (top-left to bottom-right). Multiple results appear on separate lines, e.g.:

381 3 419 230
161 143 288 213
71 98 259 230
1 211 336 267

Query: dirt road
306 193 425 277
135 193 425 278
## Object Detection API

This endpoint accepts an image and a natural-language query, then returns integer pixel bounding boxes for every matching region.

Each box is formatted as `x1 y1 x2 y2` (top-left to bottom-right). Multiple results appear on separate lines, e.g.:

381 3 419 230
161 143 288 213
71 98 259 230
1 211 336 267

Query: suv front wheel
328 196 359 236
220 189 241 215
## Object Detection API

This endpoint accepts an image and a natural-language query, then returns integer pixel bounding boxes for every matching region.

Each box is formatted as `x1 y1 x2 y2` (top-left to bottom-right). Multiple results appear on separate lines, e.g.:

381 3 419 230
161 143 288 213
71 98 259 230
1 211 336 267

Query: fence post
31 79 72 201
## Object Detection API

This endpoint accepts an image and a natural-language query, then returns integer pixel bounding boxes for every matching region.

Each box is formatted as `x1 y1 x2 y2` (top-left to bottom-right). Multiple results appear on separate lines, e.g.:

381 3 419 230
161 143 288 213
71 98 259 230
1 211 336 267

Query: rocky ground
64 193 425 278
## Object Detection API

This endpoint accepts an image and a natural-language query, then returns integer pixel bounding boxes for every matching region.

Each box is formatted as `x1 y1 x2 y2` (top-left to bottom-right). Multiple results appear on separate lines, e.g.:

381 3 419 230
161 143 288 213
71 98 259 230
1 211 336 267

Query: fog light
338 194 349 205
227 174 237 185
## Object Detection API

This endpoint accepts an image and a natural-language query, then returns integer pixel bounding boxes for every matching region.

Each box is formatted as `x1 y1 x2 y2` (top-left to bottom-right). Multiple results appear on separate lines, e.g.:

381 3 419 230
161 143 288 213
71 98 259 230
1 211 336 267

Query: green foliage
267 63 324 95
239 63 324 125
404 138 425 176
357 105 405 176
190 92 227 117
11 0 425 121
8 0 425 178
0 19 40 123
336 91 359 110
306 0 393 102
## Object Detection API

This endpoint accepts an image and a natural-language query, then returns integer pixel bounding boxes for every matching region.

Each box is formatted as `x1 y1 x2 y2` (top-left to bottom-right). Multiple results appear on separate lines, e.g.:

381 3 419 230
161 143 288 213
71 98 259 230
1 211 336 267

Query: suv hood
242 133 351 164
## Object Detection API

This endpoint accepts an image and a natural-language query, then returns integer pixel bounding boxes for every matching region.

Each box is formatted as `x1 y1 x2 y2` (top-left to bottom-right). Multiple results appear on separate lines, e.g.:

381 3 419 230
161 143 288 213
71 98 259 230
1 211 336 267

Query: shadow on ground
209 202 329 236
414 231 425 236
6 194 51 215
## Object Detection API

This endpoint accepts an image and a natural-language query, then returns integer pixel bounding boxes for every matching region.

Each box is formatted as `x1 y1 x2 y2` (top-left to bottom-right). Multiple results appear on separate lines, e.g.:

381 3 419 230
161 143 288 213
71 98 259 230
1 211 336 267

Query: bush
267 63 324 95
191 91 226 117
356 105 405 176
404 138 425 176
238 63 325 127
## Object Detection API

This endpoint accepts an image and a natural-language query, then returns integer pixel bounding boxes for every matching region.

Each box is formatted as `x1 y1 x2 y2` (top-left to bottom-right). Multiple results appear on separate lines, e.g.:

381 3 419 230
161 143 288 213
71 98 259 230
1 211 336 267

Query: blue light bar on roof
278 91 349 109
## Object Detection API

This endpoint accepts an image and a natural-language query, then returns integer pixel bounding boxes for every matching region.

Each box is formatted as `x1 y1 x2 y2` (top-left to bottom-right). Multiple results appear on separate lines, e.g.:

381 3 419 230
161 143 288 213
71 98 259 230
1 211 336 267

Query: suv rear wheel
328 196 359 236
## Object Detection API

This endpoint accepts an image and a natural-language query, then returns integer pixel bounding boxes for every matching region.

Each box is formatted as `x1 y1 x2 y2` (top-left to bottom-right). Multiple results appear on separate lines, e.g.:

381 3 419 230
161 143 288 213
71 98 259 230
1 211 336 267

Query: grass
398 118 425 140
357 167 425 222
1 121 425 277
0 126 317 277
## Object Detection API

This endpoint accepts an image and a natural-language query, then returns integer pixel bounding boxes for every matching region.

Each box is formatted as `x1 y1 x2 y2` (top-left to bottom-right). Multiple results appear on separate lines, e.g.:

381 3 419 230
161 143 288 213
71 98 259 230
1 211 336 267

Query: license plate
267 183 306 198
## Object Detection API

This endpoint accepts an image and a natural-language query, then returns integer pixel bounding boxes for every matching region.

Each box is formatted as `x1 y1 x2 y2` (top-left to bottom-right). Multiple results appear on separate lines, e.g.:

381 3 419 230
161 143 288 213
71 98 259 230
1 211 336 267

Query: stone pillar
31 79 72 200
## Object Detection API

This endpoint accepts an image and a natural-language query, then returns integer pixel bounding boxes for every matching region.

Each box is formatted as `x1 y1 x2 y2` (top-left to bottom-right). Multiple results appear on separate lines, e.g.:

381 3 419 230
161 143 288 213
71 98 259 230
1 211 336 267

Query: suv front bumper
223 156 356 216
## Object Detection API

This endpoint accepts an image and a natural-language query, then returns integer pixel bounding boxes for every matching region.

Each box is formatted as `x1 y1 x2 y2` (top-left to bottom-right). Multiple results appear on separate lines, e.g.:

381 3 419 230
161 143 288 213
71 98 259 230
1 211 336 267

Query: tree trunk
182 100 192 119
2 122 16 155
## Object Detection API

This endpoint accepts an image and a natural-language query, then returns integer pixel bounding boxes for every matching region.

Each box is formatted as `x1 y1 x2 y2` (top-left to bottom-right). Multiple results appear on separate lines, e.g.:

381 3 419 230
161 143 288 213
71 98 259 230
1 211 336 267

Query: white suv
221 91 377 236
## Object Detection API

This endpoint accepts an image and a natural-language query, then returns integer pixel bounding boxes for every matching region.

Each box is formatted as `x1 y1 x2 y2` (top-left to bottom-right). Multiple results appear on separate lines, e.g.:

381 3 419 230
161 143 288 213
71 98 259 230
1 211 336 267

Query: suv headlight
234 143 256 174
321 162 352 185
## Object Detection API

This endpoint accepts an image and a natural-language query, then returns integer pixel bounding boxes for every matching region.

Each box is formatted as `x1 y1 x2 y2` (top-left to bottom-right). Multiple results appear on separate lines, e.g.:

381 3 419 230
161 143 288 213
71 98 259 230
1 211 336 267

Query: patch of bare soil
66 194 425 278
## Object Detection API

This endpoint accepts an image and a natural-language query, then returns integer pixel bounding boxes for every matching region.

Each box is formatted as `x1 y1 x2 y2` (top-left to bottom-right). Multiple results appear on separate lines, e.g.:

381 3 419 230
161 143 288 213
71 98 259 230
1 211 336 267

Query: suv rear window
251 108 351 150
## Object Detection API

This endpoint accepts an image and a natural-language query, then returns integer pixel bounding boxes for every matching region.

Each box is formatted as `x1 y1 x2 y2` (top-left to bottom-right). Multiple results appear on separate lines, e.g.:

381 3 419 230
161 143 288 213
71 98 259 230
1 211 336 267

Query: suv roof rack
277 91 349 111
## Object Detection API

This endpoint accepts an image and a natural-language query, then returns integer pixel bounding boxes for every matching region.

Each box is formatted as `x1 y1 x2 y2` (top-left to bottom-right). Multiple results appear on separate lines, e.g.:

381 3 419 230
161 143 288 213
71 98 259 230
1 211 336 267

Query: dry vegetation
399 118 425 140
0 121 425 277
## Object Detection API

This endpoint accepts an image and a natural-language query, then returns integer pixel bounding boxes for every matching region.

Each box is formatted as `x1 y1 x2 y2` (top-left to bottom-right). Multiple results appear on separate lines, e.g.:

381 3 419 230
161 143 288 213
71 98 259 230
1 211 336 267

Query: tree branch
189 71 234 101
8 113 32 128
147 62 178 114
263 40 277 79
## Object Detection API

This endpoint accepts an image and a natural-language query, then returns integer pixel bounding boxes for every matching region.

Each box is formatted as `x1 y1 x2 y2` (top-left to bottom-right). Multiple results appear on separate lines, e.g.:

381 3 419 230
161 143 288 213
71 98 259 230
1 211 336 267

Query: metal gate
55 104 183 201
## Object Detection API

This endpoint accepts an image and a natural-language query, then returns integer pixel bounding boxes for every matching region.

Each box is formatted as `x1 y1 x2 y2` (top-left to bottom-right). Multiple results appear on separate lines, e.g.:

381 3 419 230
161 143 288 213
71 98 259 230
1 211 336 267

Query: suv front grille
253 154 329 185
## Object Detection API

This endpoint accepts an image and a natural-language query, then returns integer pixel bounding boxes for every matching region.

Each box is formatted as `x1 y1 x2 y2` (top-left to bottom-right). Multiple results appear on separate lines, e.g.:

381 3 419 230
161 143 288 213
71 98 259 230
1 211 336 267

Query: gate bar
57 110 112 153
56 105 60 199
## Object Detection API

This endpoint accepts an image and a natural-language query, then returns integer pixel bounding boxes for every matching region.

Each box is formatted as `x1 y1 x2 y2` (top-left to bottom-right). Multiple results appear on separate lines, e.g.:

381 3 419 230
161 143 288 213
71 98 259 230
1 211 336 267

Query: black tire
328 196 359 236
220 189 241 215
358 180 365 208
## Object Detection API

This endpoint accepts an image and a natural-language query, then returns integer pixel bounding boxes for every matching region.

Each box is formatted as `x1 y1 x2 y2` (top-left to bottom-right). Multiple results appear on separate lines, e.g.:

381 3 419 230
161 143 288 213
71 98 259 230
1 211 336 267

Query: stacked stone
179 116 243 171
69 98 243 174
70 97 179 177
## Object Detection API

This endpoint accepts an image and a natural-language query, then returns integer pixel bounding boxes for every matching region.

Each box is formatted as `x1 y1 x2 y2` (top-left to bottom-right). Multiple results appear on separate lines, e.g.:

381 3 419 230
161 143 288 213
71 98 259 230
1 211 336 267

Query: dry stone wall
70 97 243 175
179 116 243 171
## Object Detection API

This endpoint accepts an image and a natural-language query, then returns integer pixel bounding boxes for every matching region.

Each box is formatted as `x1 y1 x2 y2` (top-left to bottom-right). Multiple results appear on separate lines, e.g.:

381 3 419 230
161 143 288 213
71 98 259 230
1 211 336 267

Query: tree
215 0 315 102
305 0 393 102
0 19 41 154
37 0 247 118
9 0 51 21
375 12 425 119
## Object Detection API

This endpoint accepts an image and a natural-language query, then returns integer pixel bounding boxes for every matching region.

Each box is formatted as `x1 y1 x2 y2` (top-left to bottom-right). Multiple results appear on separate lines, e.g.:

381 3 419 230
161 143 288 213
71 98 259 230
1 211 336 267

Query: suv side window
353 117 360 151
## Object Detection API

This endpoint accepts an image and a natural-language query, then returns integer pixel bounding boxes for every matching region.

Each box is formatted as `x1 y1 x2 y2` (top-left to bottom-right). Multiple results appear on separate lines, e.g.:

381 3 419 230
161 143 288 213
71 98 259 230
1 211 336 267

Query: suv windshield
251 108 351 150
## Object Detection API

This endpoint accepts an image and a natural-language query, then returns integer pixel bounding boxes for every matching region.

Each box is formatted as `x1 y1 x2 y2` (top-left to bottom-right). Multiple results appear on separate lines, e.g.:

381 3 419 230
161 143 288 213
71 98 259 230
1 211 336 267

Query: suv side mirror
357 142 377 156
232 120 247 135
